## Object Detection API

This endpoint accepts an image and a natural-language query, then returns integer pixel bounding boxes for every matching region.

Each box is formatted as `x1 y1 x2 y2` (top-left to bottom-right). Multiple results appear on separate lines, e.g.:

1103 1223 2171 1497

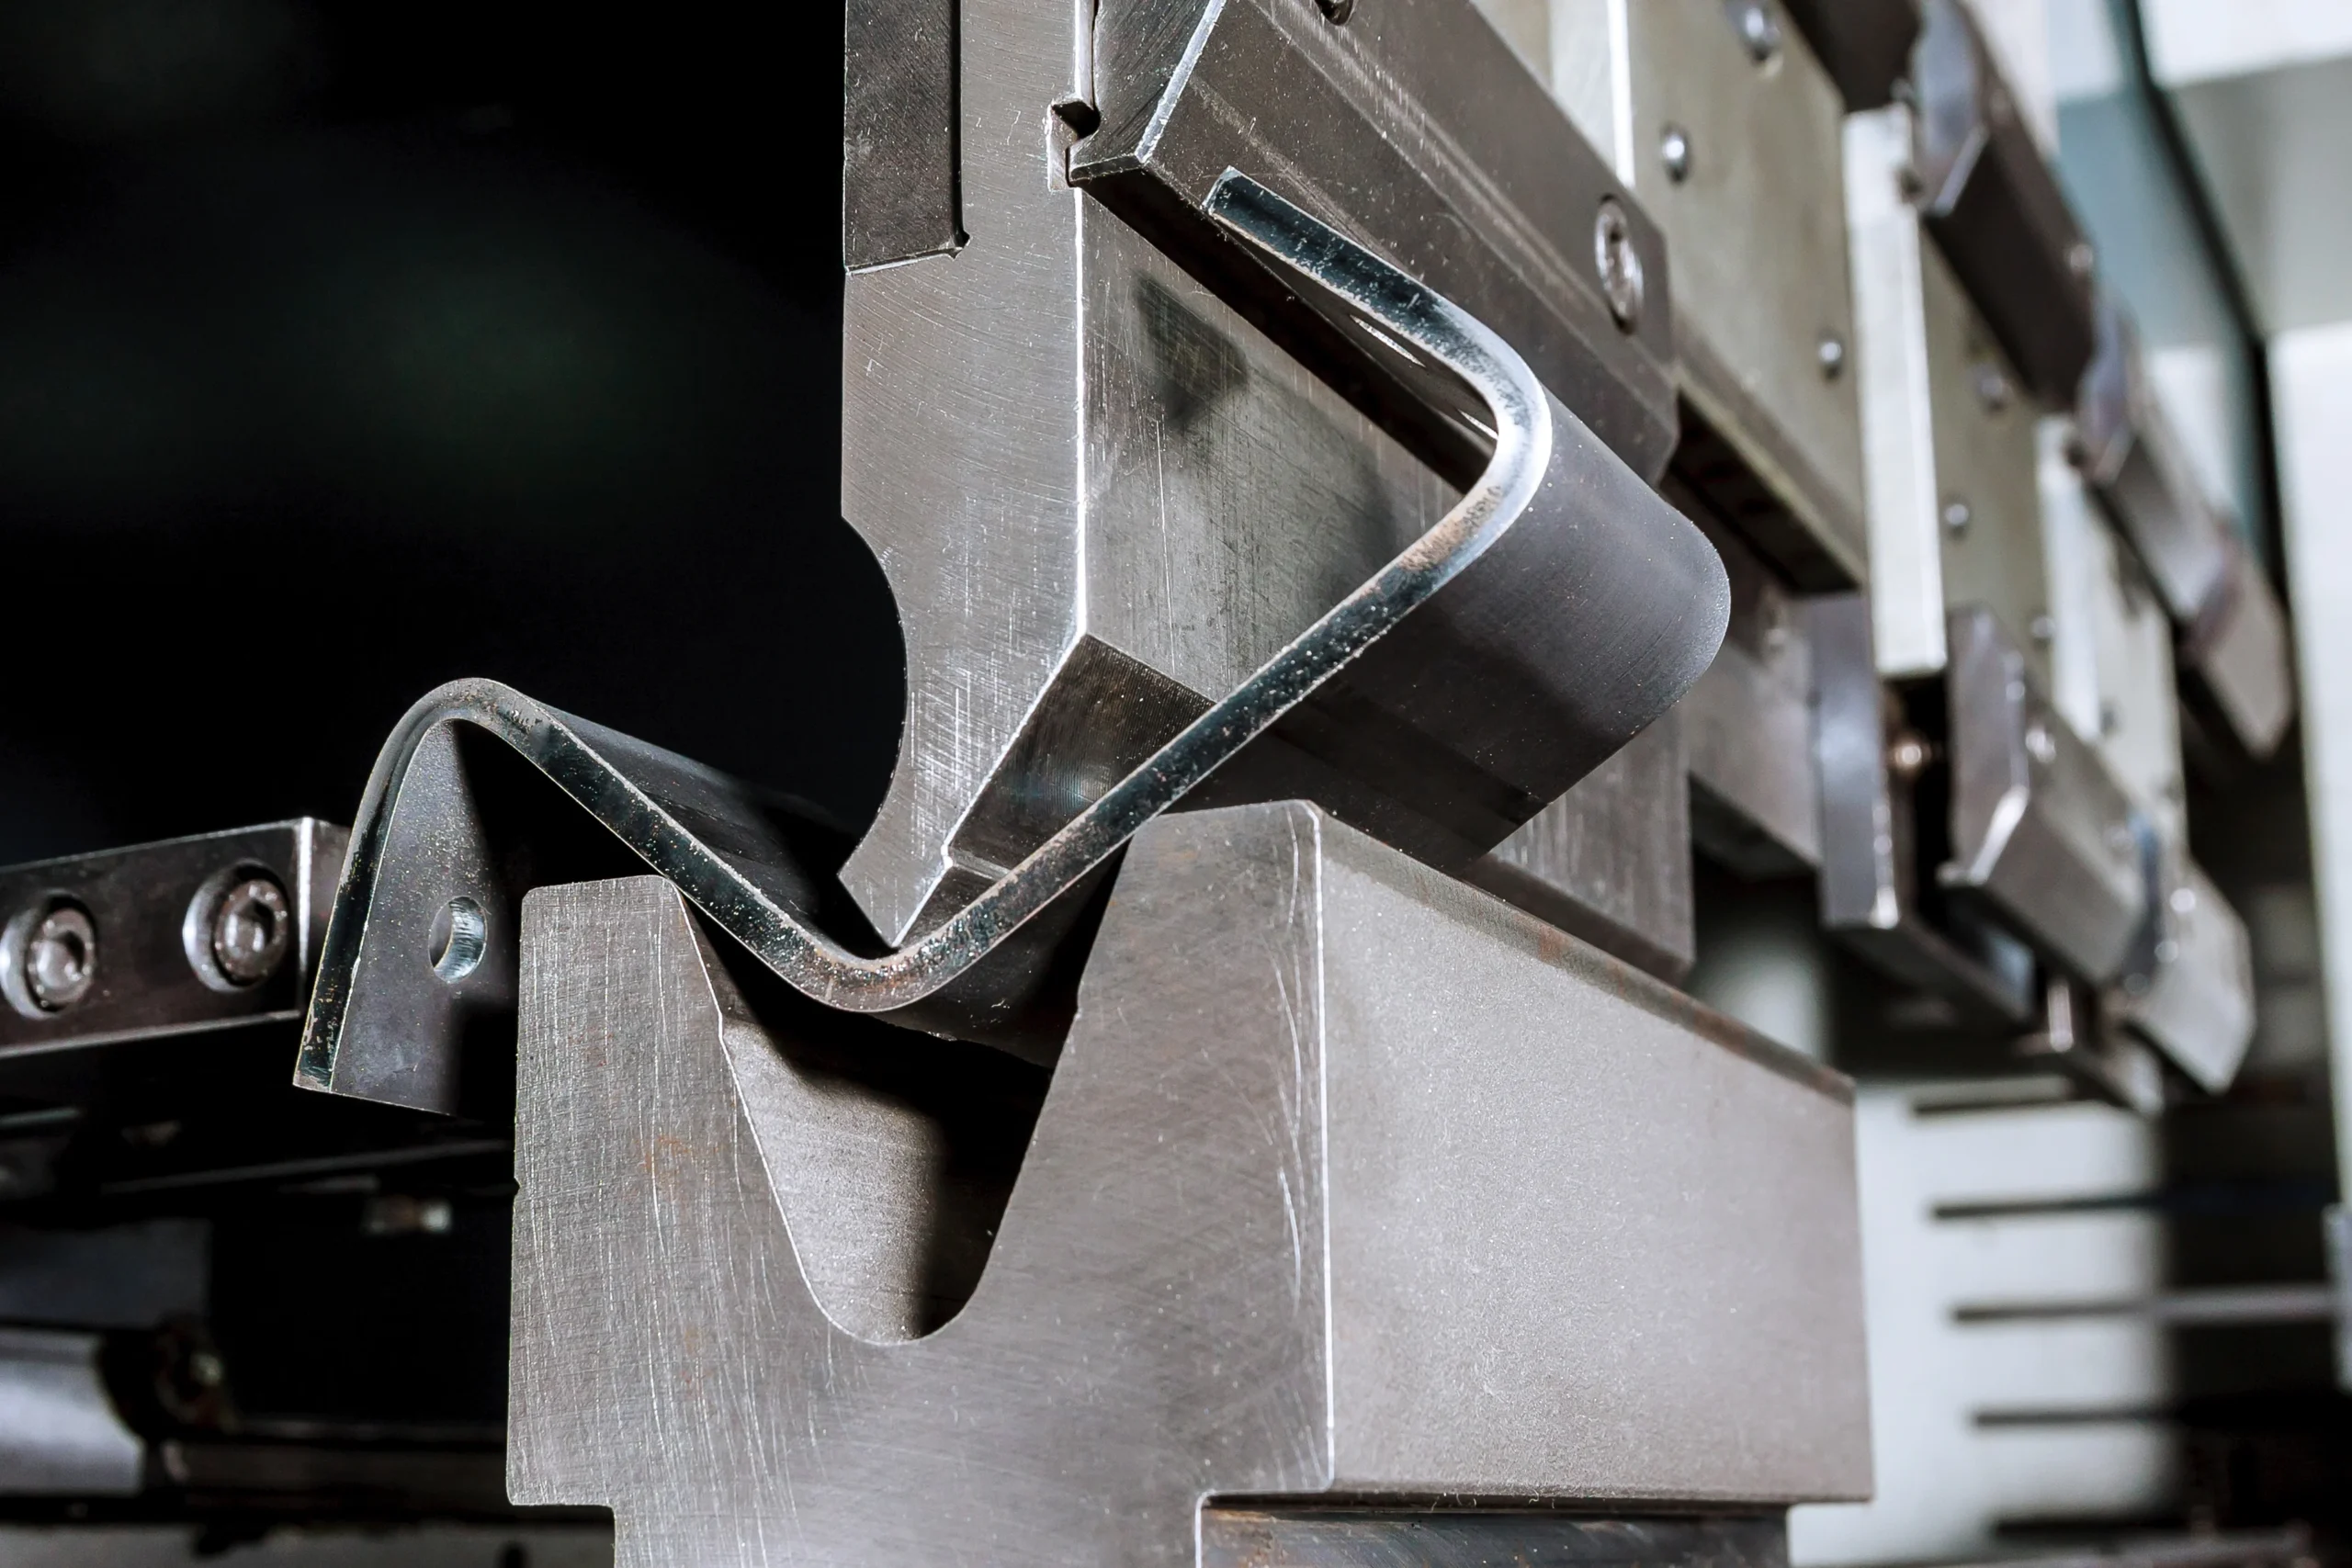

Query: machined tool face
502 812 1868 1562
840 0 1678 950
298 176 1726 1111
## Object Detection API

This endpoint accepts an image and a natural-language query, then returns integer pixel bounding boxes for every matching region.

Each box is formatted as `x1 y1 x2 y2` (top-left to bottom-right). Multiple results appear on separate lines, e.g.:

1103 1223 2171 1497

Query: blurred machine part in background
0 0 2348 1564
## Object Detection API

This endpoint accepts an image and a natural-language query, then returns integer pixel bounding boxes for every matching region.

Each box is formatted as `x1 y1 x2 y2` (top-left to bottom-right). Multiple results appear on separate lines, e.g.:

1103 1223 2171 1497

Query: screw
1816 333 1847 379
23 906 96 1012
1593 197 1644 332
1886 733 1933 782
1973 362 2013 413
2025 723 2058 766
2170 885 2199 916
1660 123 1692 183
1316 0 1353 20
2068 240 2096 279
1734 1 1781 63
2030 613 2057 645
1942 499 1973 536
210 876 290 987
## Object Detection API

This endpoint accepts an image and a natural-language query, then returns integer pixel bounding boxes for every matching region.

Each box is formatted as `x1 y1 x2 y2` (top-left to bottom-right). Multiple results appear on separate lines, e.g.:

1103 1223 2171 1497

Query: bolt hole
1317 0 1353 20
428 897 489 985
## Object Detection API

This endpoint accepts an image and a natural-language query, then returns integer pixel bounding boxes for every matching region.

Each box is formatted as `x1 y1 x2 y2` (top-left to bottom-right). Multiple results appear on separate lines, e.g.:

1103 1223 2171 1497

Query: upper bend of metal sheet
296 172 1555 1097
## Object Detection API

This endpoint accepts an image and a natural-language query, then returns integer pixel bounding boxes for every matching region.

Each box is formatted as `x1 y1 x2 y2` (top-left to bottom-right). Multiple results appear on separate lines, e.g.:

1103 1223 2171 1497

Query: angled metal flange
296 174 1728 1113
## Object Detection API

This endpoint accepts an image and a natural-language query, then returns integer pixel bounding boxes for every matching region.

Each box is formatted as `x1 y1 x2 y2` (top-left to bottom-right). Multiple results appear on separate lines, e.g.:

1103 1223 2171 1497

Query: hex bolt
1735 1 1781 63
1593 197 1644 332
1942 499 1973 536
1816 333 1847 379
1660 123 1692 183
23 906 96 1012
210 876 291 987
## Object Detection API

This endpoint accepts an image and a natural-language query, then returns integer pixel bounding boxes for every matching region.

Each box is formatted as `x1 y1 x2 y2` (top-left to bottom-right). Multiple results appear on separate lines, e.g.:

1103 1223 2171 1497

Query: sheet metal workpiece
1846 101 2050 688
1907 0 2098 406
1553 0 1869 589
2075 300 2295 761
1941 607 2152 988
505 805 1871 1563
842 0 1681 949
299 177 1727 1109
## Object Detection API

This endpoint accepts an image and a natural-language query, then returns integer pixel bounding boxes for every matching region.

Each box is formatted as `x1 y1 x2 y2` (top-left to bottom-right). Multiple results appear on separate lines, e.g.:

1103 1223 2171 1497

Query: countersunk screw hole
1734 1 1781 63
1594 197 1644 331
428 897 489 985
1660 124 1692 183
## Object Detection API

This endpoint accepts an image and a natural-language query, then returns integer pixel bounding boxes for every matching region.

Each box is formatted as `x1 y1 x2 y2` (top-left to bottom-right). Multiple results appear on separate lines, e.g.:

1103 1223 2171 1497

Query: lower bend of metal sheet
505 805 1869 1563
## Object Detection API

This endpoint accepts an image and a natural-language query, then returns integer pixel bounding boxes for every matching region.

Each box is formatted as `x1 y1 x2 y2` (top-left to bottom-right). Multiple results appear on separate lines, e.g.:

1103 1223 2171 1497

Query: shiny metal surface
0 822 344 1058
299 177 1727 1109
2185 542 2296 762
2114 852 2255 1094
505 808 1869 1562
843 0 1682 951
1076 0 1677 478
1197 1511 1787 1568
1554 0 1869 586
1910 0 2097 404
1941 608 2151 987
0 1327 141 1496
1471 714 1694 982
1683 515 1823 874
1812 592 2034 1021
841 0 960 269
1847 103 2049 685
2075 298 2235 627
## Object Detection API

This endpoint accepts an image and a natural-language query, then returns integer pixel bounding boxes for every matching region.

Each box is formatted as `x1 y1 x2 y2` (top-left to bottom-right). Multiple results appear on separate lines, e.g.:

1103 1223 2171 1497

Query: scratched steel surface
505 804 1867 1563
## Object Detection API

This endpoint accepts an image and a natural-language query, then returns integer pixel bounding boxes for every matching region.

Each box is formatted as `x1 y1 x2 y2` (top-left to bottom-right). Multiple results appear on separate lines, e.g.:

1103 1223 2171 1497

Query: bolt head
23 906 96 1012
1973 362 2013 413
2030 613 2057 645
1816 333 1847 379
1736 2 1782 62
210 877 290 987
1593 197 1644 332
1942 499 1973 536
1660 124 1692 183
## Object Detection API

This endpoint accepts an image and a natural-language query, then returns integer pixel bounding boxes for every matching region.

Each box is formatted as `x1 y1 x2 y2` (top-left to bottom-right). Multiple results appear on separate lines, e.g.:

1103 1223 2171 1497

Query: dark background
0 0 900 865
